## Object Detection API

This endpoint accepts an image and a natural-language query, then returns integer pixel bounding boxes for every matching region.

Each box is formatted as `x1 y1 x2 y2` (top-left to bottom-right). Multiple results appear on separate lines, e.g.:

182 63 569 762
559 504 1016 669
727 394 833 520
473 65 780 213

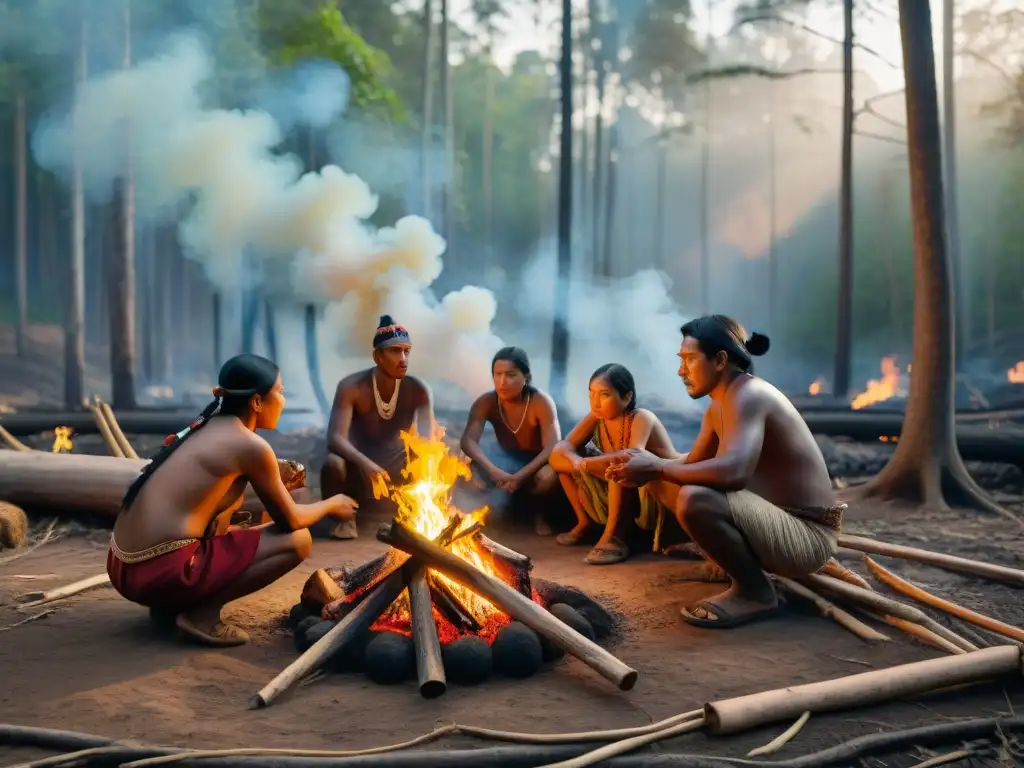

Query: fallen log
839 534 1024 588
378 520 639 691
703 644 1023 735
0 451 299 518
408 569 446 699
864 557 1024 644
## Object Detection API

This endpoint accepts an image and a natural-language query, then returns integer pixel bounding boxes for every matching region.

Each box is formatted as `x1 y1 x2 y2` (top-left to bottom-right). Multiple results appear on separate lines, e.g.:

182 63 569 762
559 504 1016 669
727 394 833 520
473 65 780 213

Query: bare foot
556 522 592 546
175 610 250 647
534 515 554 537
681 585 779 629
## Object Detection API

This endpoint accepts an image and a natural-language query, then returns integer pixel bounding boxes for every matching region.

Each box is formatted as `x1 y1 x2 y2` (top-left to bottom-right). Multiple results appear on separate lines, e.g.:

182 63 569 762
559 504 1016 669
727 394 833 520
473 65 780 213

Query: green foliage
260 2 404 121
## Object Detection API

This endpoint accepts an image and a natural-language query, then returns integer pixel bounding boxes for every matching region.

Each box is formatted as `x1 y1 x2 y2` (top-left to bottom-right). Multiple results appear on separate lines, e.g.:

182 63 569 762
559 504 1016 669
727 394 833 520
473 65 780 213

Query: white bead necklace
373 370 401 420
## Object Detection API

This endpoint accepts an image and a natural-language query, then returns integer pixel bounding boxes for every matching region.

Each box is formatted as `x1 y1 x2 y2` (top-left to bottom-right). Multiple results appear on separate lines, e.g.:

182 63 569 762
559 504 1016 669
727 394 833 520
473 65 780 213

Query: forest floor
2 325 1024 766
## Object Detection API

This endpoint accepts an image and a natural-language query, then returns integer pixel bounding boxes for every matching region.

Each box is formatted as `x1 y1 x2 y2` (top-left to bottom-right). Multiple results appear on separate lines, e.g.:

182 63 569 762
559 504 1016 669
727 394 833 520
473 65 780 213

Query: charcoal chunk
294 616 324 652
363 631 415 685
288 602 313 629
549 603 595 642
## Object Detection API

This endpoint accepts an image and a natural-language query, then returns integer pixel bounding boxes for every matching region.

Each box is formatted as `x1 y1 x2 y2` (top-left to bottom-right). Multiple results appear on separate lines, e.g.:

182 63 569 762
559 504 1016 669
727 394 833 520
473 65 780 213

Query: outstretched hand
606 449 664 488
326 493 359 521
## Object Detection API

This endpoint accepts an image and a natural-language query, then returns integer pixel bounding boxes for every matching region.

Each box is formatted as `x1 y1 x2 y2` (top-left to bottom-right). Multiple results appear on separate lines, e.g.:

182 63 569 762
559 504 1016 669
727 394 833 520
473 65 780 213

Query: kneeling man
607 315 843 629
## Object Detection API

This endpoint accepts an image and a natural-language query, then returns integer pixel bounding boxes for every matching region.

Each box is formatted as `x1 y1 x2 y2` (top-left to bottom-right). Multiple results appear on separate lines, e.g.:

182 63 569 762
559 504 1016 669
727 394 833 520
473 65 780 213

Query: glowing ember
51 426 73 453
1008 362 1024 384
808 377 826 396
368 427 521 643
851 356 903 410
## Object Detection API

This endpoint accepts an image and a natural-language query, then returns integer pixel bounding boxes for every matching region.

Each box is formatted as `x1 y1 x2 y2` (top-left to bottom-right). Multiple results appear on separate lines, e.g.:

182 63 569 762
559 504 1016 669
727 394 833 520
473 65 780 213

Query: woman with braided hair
108 354 357 647
549 364 680 565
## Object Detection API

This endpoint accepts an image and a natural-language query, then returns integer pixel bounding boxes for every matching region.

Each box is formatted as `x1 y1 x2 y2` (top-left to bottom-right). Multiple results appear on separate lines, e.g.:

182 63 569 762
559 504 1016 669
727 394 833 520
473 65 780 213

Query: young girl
549 364 679 565
108 354 357 647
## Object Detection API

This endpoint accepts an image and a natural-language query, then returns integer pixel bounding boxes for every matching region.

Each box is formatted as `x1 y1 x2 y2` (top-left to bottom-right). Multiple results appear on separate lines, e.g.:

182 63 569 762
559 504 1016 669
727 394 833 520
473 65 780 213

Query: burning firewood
377 519 638 691
428 575 481 633
300 569 344 615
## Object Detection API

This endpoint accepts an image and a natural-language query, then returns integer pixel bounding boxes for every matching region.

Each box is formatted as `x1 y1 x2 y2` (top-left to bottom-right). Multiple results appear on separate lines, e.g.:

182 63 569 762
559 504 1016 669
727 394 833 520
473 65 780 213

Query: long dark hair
589 363 637 413
120 354 280 513
491 346 536 398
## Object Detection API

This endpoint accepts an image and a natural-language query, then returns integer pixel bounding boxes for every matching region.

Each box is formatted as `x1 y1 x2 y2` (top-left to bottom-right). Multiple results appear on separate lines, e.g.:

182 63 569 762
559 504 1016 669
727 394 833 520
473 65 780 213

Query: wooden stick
429 575 481 632
773 576 888 642
251 566 407 709
840 533 1024 587
803 574 978 652
532 718 704 768
909 749 973 768
97 399 140 459
746 710 811 757
849 607 965 655
17 573 111 610
818 558 872 590
0 424 33 452
0 609 55 631
703 645 1023 735
378 520 638 691
408 568 446 699
88 404 125 458
864 556 1024 643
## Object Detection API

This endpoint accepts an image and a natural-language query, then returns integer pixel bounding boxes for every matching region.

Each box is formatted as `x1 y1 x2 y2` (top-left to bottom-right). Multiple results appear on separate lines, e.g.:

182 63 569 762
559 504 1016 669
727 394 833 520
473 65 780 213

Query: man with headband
320 315 435 538
607 314 843 630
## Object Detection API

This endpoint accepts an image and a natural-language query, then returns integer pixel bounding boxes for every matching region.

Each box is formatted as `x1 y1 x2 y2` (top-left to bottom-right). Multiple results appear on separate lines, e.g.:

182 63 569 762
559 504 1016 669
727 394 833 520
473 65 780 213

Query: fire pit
274 430 631 702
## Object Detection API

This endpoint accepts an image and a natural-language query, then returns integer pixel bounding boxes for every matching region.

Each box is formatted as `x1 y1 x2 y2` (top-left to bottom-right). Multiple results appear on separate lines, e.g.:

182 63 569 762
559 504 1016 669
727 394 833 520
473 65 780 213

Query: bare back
713 376 834 508
342 369 430 462
112 418 263 550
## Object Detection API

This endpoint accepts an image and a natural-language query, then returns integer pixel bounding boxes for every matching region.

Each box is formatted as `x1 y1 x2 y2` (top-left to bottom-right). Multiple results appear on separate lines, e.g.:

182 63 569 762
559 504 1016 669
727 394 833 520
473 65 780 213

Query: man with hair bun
607 314 845 630
321 315 435 538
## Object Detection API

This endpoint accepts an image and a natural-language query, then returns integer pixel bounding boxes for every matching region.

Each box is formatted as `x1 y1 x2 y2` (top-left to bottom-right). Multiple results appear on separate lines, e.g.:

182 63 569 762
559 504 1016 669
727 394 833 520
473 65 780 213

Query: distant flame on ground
851 356 904 410
1009 362 1024 384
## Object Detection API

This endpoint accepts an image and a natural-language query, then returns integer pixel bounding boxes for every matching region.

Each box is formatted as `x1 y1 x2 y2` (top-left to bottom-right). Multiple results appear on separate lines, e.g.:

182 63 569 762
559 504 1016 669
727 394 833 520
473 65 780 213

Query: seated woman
460 347 562 535
107 354 357 648
549 364 679 565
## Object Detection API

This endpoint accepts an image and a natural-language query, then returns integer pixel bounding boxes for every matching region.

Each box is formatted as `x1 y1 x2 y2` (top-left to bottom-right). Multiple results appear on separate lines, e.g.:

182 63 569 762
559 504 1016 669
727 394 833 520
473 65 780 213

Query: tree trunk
590 41 606 276
482 61 494 268
942 0 965 366
549 0 574 404
601 92 618 277
65 15 89 409
107 0 137 409
856 0 1019 527
14 82 29 357
263 298 278 362
421 0 434 219
439 0 454 260
767 79 778 331
304 303 330 414
212 291 223 369
654 141 666 271
699 14 712 315
833 0 854 400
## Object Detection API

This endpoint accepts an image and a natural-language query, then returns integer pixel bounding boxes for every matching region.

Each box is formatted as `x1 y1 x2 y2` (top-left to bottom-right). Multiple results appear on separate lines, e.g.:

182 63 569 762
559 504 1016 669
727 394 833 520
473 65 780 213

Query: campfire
265 429 630 705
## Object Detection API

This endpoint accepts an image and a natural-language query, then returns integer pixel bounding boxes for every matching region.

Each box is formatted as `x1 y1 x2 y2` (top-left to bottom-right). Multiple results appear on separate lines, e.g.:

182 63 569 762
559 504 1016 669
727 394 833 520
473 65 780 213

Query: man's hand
606 449 664 488
490 468 516 491
362 462 391 500
325 494 359 521
497 471 527 493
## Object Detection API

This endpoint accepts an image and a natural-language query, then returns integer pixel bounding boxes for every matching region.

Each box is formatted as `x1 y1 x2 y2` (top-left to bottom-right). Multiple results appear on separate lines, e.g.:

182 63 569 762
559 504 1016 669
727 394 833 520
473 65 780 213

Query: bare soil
2 326 1024 765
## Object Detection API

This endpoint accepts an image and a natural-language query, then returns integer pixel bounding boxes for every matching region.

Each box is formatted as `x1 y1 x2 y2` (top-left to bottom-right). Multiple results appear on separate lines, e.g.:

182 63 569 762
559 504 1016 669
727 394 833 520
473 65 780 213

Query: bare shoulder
235 426 276 467
734 376 781 414
531 390 557 417
633 408 661 426
404 375 432 403
337 369 372 397
469 391 498 417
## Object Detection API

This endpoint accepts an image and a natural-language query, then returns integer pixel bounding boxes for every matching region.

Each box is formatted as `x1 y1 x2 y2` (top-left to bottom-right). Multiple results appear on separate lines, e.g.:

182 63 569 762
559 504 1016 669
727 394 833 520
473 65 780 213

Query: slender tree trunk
38 173 57 320
421 0 434 219
550 0 574 403
942 0 965 367
483 62 494 267
107 0 137 408
439 0 454 260
857 0 1017 526
699 5 712 314
654 140 667 270
304 304 330 414
14 83 29 356
140 227 154 382
601 91 619 276
767 80 778 331
65 14 89 409
212 291 222 369
590 46 606 275
833 0 854 399
579 0 596 259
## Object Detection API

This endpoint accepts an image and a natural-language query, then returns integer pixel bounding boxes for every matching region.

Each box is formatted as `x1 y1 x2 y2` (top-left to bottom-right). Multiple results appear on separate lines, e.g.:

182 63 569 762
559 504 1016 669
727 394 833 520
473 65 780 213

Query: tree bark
833 0 854 399
942 0 965 366
856 0 1019 527
107 0 137 409
14 82 29 357
549 0 574 404
421 0 434 219
438 0 454 260
482 62 494 268
590 33 606 276
65 14 89 409
601 89 618 277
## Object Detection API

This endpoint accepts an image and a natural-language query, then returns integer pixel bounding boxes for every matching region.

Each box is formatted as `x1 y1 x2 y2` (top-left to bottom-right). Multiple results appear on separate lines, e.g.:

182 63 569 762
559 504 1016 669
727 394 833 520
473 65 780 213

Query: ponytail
119 353 280 514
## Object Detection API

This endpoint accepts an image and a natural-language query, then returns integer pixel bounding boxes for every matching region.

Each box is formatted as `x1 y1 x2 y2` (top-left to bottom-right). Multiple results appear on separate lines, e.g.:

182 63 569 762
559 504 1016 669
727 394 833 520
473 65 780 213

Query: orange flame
851 356 903 410
369 427 519 642
1009 362 1024 384
808 377 826 396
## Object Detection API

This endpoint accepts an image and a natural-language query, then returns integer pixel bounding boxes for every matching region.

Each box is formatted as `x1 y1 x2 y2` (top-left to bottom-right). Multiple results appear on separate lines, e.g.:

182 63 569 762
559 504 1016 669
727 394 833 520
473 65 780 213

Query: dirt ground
2 326 1024 765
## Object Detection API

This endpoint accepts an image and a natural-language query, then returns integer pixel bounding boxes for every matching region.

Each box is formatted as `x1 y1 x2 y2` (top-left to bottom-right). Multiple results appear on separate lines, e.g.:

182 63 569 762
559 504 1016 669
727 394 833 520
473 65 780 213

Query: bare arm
326 380 375 474
514 394 562 480
684 408 720 464
581 410 655 475
242 437 353 531
655 390 766 491
413 379 436 438
460 395 502 477
549 412 599 473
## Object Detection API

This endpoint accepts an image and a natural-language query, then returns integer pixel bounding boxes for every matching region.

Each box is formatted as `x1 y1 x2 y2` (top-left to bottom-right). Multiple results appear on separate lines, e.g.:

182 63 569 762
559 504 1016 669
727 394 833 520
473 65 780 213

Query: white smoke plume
31 33 503 397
